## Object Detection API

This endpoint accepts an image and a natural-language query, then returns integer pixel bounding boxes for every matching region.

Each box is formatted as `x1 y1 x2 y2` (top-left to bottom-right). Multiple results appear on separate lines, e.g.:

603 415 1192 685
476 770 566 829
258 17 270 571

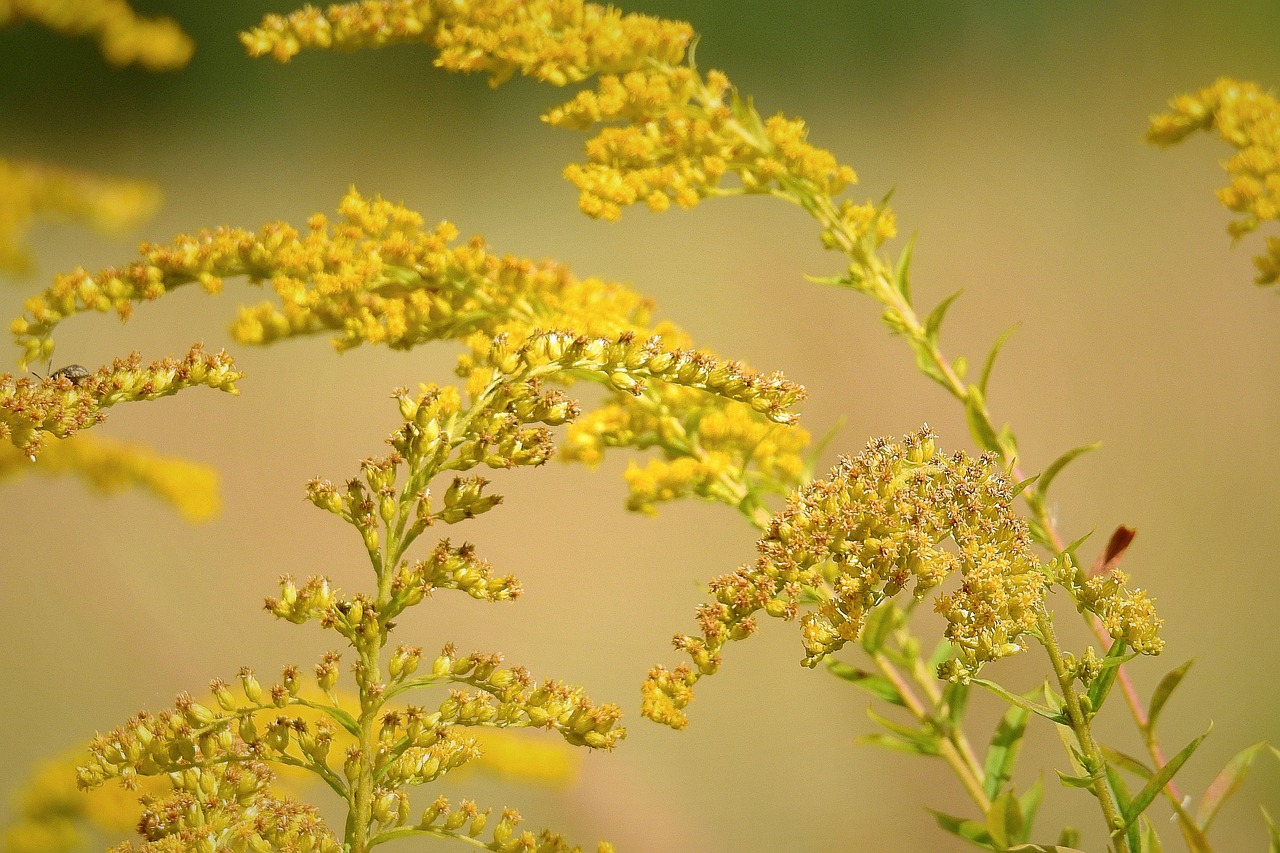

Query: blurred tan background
3 1 1280 850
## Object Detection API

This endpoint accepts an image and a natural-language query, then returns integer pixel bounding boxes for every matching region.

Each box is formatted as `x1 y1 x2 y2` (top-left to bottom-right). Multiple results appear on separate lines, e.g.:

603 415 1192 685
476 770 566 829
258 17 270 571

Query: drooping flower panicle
0 0 193 70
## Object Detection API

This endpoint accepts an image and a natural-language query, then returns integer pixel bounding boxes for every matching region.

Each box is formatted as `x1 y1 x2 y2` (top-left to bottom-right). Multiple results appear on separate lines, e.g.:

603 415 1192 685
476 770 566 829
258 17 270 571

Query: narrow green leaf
928 809 997 849
944 682 972 730
1019 776 1045 841
1099 744 1154 779
894 232 918 304
925 290 964 342
1055 769 1095 789
973 678 1059 722
1123 727 1212 829
1142 818 1164 853
913 340 949 387
1147 659 1195 733
1038 442 1102 499
984 700 1032 800
855 731 938 756
1026 516 1051 549
1261 806 1280 853
866 707 940 755
825 660 906 706
1196 741 1266 832
1107 764 1141 853
1056 828 1080 848
803 273 847 288
1085 639 1131 715
1012 473 1040 497
965 386 1002 454
860 601 897 654
986 790 1023 849
294 698 361 738
979 324 1020 396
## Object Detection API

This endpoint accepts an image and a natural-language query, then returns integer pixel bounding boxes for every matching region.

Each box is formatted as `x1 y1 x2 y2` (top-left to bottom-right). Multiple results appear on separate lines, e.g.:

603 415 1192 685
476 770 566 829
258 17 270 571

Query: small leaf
825 660 906 706
1196 741 1266 833
1026 517 1051 549
865 707 940 756
1038 442 1102 499
1012 473 1040 497
860 601 897 654
1147 660 1194 733
1085 639 1131 715
894 232 918 304
855 731 938 756
965 386 1002 454
1106 764 1139 853
1261 806 1280 853
1099 744 1154 779
1142 818 1164 853
1019 776 1046 841
986 790 1023 849
984 700 1032 800
1007 846 1087 853
973 678 1059 722
925 290 964 343
979 324 1020 396
1055 769 1095 789
928 809 996 848
1123 726 1212 830
942 680 971 728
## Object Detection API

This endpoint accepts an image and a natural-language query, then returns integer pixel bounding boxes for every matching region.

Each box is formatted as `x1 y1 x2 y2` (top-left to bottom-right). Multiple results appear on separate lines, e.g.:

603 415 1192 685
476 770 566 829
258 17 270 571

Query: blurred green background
3 1 1280 850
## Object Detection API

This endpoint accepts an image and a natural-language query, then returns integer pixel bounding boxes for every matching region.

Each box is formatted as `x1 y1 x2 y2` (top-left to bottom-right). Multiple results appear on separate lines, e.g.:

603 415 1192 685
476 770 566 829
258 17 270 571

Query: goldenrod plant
2 2 1278 852
0 0 192 70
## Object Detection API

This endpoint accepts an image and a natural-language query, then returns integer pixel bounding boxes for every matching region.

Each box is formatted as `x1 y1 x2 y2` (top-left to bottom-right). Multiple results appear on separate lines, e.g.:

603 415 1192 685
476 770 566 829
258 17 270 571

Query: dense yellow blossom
240 0 691 86
0 345 241 458
0 432 219 521
0 158 160 276
1149 77 1280 285
0 0 191 69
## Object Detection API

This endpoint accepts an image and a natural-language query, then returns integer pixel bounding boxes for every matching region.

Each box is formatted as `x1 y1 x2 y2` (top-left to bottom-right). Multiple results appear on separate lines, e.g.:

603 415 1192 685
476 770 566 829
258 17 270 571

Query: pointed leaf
986 789 1023 849
1007 846 1087 853
1147 659 1194 733
925 290 964 342
1038 442 1102 499
1089 525 1137 577
1261 806 1280 853
979 324 1020 396
1019 776 1046 840
1055 769 1095 789
1123 726 1212 829
1086 639 1131 715
973 678 1059 722
855 731 938 756
1141 818 1164 853
866 707 940 755
984 700 1031 799
1099 744 1154 779
860 601 897 654
894 232 918 304
965 386 1001 454
825 660 906 706
1196 741 1266 832
1012 473 1040 497
928 809 997 849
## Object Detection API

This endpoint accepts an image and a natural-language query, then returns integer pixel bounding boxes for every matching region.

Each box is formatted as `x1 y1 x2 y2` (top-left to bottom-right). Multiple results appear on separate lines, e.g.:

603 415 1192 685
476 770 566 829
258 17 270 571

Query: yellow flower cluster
566 388 810 515
1052 555 1165 656
0 345 242 458
1149 77 1280 285
0 157 160 276
0 0 192 70
0 433 220 521
240 0 691 86
642 428 1052 729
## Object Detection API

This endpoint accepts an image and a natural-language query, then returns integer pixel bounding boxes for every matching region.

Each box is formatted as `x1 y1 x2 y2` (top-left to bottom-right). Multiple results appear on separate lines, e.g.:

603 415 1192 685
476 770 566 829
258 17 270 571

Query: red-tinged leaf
1196 741 1266 832
1123 726 1212 830
1090 525 1137 576
1147 660 1195 733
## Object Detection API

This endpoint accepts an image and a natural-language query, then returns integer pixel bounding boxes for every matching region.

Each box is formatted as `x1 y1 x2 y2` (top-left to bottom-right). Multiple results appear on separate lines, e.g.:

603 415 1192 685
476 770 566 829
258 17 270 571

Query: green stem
1037 613 1129 852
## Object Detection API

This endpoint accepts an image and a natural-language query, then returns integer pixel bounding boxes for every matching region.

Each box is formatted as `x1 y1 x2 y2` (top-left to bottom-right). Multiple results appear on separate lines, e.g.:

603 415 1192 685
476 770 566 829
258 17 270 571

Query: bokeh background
3 1 1280 850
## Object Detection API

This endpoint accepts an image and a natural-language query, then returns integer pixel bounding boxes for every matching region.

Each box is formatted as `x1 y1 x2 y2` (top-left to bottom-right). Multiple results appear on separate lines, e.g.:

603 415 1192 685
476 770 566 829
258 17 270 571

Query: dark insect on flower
34 363 92 385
